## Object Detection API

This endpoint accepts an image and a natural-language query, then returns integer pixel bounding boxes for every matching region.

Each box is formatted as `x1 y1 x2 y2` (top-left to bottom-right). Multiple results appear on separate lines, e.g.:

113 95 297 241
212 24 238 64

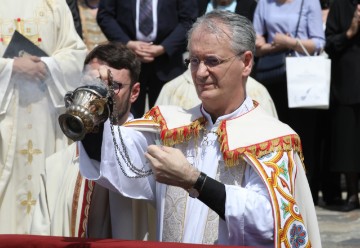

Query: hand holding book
3 31 49 82
12 56 48 82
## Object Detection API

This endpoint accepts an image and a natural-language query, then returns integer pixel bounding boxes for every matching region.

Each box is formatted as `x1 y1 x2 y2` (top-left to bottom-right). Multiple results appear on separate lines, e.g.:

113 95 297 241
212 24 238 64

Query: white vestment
31 119 156 240
0 0 87 234
155 69 278 118
79 97 322 247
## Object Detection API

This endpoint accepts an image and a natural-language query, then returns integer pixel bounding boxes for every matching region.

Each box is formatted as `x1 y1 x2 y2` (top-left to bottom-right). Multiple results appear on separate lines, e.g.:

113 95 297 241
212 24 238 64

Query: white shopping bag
286 48 331 109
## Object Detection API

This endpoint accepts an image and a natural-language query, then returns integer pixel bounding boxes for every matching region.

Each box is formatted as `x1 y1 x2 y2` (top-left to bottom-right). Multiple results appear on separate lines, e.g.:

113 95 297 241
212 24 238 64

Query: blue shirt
253 0 325 54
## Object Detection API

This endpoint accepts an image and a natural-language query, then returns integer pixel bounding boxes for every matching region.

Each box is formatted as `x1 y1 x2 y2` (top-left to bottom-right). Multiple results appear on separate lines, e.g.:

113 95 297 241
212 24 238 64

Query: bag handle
286 0 304 56
296 38 311 56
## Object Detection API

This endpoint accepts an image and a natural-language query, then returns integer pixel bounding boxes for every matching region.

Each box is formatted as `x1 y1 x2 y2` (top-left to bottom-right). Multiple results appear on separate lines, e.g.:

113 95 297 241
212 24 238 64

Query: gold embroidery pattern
203 208 219 244
19 19 41 46
1 18 40 46
0 0 51 45
78 0 107 50
71 171 83 237
78 179 94 238
202 160 247 244
162 185 187 242
20 191 36 214
247 151 311 248
0 18 15 44
19 140 42 165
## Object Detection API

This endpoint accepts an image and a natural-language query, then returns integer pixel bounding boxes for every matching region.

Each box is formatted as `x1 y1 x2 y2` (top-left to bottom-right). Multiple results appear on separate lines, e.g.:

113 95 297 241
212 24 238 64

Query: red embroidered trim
218 119 303 166
145 106 303 167
145 106 206 146
77 179 94 237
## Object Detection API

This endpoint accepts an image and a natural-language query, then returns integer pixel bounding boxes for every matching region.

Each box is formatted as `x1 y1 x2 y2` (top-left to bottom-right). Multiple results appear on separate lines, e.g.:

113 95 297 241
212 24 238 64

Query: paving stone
317 206 360 248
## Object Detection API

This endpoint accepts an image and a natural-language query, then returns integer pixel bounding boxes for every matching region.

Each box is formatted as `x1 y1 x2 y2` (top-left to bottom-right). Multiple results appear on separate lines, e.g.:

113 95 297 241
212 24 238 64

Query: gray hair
187 10 256 56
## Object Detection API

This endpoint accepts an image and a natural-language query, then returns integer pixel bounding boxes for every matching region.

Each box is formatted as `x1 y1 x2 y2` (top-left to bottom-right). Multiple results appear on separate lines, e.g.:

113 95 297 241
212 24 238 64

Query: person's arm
158 0 198 57
0 59 13 114
145 145 274 243
96 0 132 43
325 2 360 58
81 123 104 161
79 123 157 201
1 1 86 113
137 0 198 62
270 1 325 55
253 0 281 57
346 4 360 39
40 0 87 109
299 0 325 55
255 35 284 57
224 165 273 244
197 175 226 219
12 56 47 82
272 33 317 55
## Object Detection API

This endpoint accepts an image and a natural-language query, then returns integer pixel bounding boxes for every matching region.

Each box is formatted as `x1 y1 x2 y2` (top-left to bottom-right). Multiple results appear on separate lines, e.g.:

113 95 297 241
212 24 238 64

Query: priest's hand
145 145 200 189
12 56 47 82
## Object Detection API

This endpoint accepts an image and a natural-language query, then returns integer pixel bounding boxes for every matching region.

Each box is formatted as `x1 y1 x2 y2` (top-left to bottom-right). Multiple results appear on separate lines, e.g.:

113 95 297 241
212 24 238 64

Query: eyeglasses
184 52 244 69
111 80 131 94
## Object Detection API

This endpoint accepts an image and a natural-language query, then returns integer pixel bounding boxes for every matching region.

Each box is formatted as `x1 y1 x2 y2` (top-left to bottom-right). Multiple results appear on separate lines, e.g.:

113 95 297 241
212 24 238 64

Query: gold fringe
145 106 304 167
145 106 206 146
218 123 304 167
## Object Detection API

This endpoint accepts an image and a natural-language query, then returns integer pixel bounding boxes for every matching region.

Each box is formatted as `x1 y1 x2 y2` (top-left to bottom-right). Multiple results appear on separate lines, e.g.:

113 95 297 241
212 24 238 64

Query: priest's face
188 23 252 119
84 58 140 125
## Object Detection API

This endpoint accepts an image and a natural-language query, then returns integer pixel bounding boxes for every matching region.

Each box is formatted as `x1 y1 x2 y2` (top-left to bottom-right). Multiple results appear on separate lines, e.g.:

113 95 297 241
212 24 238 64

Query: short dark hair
84 42 141 85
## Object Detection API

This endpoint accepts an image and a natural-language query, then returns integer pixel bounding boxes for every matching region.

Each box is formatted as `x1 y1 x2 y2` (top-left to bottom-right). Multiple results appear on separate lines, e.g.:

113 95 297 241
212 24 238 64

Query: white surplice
79 97 322 247
0 0 87 234
31 118 156 240
30 142 85 237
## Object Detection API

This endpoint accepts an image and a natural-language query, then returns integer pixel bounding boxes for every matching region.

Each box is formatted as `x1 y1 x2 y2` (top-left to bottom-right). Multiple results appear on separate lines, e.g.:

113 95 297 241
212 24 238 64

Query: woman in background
253 0 325 205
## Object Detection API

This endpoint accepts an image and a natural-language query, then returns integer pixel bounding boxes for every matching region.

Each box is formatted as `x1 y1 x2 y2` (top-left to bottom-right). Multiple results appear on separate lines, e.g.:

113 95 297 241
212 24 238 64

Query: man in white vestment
79 11 322 247
155 69 278 118
31 42 155 239
0 0 87 234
